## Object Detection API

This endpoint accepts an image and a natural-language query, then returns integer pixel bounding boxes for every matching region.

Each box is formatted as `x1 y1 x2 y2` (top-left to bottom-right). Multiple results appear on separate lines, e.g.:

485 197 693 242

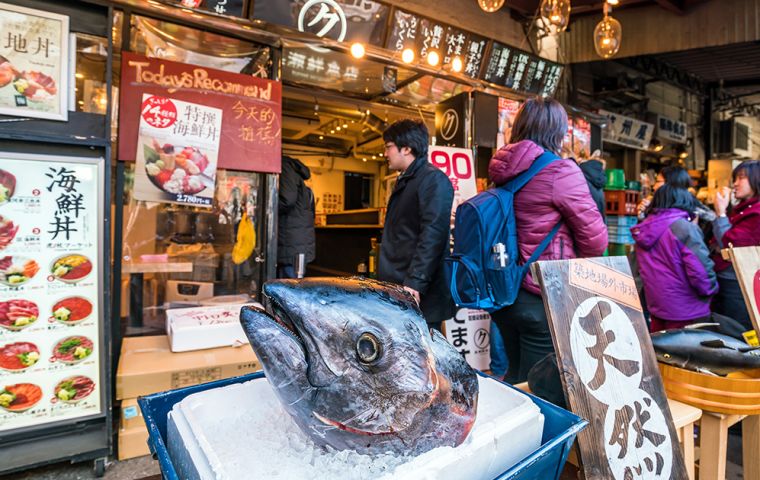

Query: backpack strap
505 150 560 193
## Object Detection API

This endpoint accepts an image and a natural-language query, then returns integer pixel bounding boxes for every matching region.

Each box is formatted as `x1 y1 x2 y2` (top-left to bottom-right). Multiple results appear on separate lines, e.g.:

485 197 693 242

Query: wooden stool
511 383 702 479
698 412 760 480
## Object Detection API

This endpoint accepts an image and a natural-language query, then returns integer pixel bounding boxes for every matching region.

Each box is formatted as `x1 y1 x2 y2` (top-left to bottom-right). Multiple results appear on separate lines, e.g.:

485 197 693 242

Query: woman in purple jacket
631 167 718 332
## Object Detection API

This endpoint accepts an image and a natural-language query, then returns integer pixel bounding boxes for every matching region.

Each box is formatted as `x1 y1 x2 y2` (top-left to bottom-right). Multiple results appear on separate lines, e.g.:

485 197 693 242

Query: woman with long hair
488 97 607 383
632 166 718 332
711 160 760 330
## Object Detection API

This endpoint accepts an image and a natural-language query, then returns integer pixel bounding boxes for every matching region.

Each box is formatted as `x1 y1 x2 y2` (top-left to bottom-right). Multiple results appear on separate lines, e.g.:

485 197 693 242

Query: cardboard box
165 303 262 352
116 335 260 399
118 424 150 460
120 397 144 431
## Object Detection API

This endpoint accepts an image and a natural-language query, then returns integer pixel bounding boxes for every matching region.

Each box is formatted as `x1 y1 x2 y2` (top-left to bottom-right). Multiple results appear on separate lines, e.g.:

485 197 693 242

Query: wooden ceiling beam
654 0 685 14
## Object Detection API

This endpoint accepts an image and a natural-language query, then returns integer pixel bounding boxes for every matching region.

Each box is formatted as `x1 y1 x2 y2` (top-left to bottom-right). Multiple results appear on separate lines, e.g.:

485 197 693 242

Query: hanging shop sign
0 3 69 121
133 95 222 207
0 152 104 433
118 52 282 173
482 41 563 97
600 109 654 151
435 92 467 148
173 0 247 17
251 0 390 45
656 115 687 144
385 9 487 79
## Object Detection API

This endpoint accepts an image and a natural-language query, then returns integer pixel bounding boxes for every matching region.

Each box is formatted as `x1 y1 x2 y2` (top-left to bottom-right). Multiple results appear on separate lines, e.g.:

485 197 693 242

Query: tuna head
240 277 478 455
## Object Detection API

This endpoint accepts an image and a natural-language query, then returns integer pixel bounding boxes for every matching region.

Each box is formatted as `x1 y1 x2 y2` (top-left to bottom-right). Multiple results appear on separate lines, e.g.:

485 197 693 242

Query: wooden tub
659 363 760 415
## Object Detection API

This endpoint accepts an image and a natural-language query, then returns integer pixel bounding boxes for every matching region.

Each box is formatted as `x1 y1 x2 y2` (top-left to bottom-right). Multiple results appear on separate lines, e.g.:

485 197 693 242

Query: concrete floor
0 431 746 479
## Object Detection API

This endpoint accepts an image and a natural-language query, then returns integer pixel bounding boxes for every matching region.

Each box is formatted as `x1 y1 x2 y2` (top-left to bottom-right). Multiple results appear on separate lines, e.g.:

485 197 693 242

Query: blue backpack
445 151 562 312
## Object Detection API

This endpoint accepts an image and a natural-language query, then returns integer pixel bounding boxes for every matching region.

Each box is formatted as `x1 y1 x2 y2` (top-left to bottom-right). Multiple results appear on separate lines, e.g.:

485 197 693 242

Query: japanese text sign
133 95 221 207
656 115 687 144
429 145 477 214
0 152 104 433
443 308 491 370
173 0 246 17
600 109 654 151
118 52 282 173
0 3 69 121
532 257 687 479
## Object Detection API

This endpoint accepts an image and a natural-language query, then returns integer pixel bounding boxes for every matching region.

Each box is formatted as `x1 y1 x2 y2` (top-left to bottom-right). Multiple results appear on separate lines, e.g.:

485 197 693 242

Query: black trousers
713 276 752 332
491 289 554 384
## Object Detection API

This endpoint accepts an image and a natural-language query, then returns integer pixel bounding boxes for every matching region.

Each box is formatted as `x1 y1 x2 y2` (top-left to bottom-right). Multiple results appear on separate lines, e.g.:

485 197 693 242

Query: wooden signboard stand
532 256 688 479
723 245 760 333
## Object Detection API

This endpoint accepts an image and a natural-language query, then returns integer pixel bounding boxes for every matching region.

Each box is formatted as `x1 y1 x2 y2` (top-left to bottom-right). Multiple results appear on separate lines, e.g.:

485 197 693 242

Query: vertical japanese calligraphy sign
725 246 760 333
531 257 687 480
118 52 282 173
0 3 69 121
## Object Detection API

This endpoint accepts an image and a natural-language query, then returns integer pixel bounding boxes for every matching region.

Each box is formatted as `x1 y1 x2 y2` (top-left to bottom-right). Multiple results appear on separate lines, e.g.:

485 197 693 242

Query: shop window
73 33 108 114
344 172 372 210
119 163 267 333
129 15 271 76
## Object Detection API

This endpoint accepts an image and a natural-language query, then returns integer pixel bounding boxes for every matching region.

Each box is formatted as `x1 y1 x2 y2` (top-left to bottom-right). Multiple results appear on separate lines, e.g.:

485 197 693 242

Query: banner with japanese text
443 309 491 370
600 109 654 151
134 94 221 207
0 152 104 432
428 145 477 214
0 3 69 121
119 52 282 173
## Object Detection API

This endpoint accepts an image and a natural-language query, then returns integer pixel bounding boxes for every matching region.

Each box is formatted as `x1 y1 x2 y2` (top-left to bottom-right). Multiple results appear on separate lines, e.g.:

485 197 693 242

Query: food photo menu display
0 153 103 432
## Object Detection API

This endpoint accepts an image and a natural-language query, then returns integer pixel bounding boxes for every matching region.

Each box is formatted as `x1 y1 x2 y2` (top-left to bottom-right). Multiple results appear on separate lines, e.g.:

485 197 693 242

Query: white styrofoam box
167 376 544 480
165 302 262 353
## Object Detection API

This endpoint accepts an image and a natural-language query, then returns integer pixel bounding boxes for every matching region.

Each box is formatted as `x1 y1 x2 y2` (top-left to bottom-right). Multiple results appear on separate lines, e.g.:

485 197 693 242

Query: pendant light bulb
594 5 622 58
427 50 440 67
401 48 415 64
477 0 505 13
451 56 463 73
540 0 571 33
350 43 365 59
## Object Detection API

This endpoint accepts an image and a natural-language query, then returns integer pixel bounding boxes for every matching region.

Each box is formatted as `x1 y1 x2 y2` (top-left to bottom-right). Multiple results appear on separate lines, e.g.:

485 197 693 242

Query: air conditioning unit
715 117 752 158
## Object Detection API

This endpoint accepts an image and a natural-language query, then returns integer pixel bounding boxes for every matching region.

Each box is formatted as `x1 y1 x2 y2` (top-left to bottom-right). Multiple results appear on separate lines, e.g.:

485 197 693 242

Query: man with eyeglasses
378 119 454 331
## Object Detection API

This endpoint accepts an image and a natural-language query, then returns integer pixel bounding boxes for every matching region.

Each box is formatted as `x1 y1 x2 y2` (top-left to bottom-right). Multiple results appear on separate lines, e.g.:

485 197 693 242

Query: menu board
385 8 487 79
481 41 563 97
172 0 246 17
0 153 103 433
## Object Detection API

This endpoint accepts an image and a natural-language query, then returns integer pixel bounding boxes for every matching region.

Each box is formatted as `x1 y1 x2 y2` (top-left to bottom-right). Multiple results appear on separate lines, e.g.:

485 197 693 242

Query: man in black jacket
578 155 607 224
278 155 315 278
378 120 455 330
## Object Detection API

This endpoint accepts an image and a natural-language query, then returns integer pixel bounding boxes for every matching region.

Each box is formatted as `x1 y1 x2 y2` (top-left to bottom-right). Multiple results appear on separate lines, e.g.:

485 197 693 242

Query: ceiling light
379 153 383 157
372 155 377 160
362 157 367 162
350 43 365 59
401 48 415 64
336 126 341 131
343 123 348 129
541 0 571 33
649 138 664 152
677 145 689 159
607 0 619 4
427 51 440 67
477 0 505 12
330 129 335 134
451 56 463 73
319 135 324 140
594 3 622 58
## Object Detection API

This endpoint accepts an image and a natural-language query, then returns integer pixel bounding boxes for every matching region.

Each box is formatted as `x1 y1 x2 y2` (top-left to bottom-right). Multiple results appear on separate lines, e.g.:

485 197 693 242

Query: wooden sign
725 245 760 332
532 257 687 480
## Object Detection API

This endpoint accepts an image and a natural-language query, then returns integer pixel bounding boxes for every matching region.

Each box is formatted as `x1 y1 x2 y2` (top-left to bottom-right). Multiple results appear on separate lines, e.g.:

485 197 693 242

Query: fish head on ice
240 277 478 454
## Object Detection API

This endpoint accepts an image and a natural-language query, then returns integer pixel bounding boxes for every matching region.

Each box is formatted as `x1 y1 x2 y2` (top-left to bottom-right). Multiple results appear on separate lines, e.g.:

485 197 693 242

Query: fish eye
356 332 381 364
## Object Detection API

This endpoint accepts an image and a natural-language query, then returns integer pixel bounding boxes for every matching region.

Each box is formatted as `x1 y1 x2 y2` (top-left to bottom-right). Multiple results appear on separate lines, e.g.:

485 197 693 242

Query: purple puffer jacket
489 140 608 295
631 208 718 321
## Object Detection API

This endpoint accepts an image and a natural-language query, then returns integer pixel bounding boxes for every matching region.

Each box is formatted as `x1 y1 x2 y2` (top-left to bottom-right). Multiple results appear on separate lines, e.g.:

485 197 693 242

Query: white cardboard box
165 303 262 352
166 376 544 480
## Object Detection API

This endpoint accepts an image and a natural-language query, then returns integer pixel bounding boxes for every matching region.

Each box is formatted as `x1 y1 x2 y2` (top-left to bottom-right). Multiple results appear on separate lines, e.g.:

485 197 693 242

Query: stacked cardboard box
116 335 260 460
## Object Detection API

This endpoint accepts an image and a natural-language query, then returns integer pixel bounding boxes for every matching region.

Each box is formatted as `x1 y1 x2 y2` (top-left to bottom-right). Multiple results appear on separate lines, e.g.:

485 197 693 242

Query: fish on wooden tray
651 328 760 376
240 277 479 456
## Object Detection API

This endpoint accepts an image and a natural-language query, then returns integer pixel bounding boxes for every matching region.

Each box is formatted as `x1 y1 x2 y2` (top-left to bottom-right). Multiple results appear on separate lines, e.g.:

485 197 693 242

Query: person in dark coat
277 155 315 279
378 119 454 330
578 155 607 223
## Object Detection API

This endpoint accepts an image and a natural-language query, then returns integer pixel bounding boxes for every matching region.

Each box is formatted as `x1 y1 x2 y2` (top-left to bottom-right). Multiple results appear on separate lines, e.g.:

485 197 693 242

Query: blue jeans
489 320 509 378
277 264 296 279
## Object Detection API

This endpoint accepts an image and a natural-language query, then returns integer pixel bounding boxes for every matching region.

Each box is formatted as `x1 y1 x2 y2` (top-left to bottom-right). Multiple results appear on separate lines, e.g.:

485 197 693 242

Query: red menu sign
118 52 282 173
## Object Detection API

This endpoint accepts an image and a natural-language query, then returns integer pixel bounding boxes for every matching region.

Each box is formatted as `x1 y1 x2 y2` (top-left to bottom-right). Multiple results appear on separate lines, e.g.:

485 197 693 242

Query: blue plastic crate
608 215 638 228
139 371 587 480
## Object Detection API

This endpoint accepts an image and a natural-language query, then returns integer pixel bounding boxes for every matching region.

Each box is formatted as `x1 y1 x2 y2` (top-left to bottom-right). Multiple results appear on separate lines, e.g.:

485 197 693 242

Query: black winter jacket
579 159 607 223
278 156 315 265
378 156 455 324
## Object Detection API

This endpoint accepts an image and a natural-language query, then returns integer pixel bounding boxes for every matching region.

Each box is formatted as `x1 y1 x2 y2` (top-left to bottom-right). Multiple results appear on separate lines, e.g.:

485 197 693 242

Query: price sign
428 146 477 214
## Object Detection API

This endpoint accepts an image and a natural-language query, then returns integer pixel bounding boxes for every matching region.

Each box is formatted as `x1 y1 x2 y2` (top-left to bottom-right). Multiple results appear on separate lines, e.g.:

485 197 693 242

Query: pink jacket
489 140 608 294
